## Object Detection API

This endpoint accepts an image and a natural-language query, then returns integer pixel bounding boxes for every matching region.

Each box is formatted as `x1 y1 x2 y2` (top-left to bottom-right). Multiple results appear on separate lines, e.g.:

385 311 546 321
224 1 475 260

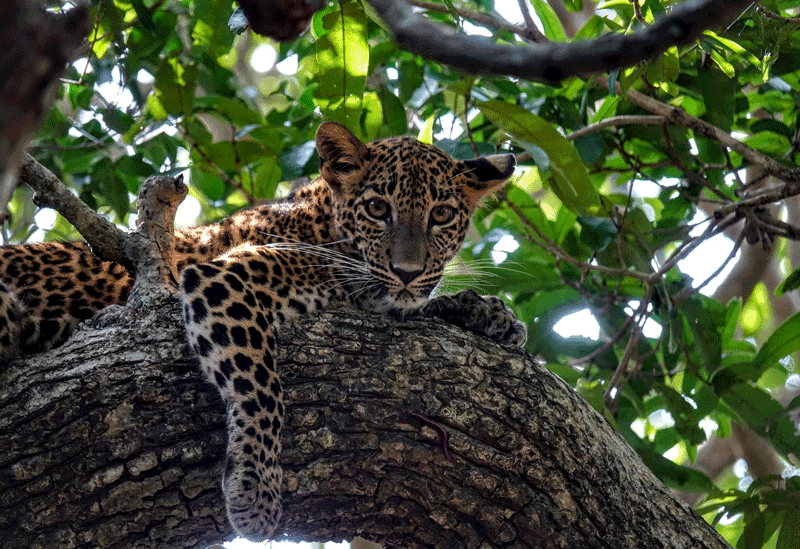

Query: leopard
0 122 526 540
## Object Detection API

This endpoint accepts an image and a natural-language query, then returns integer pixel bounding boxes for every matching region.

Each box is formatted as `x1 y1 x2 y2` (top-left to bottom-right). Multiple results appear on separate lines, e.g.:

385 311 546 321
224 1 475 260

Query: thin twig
661 124 730 201
714 180 800 218
517 0 537 34
595 74 800 184
755 2 800 24
565 115 666 141
572 306 640 366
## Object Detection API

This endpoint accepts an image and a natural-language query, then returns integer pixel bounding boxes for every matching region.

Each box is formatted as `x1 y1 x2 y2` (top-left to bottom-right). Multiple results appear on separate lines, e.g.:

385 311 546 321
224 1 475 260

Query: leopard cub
0 122 525 541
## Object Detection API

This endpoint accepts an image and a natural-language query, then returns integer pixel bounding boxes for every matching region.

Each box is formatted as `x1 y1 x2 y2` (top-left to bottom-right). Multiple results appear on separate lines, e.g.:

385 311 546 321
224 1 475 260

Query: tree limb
0 298 732 549
17 154 129 265
365 0 753 85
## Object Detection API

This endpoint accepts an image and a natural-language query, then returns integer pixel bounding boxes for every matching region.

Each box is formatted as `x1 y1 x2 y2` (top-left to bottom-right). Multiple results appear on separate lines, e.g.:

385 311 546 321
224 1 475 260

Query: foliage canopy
5 1 800 547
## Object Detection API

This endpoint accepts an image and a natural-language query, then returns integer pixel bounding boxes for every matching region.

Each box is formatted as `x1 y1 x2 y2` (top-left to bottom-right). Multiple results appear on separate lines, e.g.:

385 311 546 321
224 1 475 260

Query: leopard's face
316 123 516 311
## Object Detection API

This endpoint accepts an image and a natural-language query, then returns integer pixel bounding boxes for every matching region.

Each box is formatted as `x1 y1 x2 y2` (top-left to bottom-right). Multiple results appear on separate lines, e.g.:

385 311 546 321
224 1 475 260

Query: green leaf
279 140 316 180
151 58 198 117
721 298 742 348
478 100 602 215
751 119 794 140
573 14 603 40
635 447 718 493
92 157 130 222
418 114 435 145
313 0 369 134
362 91 384 140
251 157 281 199
380 92 408 137
91 20 114 59
192 168 225 201
721 383 800 460
130 0 156 32
655 383 706 446
531 0 566 42
192 0 234 59
646 46 680 85
777 506 800 549
196 96 264 126
699 64 735 132
741 311 800 382
195 141 270 172
678 297 722 375
577 216 617 251
738 511 766 549
101 108 135 135
745 131 792 156
702 31 762 71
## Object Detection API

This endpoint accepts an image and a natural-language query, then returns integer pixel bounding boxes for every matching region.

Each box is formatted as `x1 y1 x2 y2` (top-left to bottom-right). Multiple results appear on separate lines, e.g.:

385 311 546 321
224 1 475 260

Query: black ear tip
464 154 517 182
501 154 516 175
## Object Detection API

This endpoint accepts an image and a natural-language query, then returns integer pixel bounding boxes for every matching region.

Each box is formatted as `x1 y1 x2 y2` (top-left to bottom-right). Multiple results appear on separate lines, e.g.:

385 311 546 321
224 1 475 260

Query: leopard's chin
387 289 429 311
358 288 428 313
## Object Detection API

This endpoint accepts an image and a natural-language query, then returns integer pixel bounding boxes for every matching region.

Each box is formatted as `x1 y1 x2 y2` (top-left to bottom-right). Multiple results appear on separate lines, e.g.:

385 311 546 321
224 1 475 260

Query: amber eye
366 198 391 220
430 205 455 225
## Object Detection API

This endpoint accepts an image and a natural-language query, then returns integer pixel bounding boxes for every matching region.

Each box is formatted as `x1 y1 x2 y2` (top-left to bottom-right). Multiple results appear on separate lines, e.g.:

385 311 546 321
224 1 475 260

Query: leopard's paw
221 427 282 541
422 289 527 347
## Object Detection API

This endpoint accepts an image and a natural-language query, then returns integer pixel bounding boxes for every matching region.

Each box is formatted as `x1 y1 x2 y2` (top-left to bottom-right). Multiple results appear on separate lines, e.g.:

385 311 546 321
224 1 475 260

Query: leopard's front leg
422 289 527 347
180 245 334 541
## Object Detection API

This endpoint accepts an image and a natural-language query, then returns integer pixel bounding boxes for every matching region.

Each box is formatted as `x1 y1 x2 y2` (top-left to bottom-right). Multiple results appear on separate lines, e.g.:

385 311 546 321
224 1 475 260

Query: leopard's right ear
316 122 371 190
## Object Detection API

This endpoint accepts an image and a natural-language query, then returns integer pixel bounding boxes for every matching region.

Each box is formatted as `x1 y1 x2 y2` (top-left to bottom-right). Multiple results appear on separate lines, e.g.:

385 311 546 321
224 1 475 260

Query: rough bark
0 295 731 549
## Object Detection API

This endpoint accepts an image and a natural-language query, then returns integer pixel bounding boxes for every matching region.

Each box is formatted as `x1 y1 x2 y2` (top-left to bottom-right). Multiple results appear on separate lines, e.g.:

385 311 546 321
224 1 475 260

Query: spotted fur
0 122 526 540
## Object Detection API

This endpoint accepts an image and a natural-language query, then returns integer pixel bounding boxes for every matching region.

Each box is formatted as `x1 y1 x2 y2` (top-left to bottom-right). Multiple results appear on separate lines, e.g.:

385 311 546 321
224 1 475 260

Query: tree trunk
0 293 731 549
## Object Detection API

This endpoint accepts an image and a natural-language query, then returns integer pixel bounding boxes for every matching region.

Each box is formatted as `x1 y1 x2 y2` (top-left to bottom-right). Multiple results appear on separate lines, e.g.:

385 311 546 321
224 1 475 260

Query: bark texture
0 295 731 549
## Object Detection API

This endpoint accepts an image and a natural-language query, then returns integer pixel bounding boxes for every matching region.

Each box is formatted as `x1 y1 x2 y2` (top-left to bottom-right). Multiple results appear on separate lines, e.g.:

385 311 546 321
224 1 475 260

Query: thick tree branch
17 154 128 264
365 0 753 84
0 299 732 549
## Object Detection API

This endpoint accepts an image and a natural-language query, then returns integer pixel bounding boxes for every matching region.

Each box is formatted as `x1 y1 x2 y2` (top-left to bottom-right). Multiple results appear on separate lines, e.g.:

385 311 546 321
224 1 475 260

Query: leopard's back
0 240 132 360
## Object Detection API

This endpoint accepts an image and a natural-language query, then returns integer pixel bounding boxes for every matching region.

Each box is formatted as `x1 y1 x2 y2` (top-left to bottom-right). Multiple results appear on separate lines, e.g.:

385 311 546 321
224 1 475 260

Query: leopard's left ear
316 122 371 191
461 154 516 203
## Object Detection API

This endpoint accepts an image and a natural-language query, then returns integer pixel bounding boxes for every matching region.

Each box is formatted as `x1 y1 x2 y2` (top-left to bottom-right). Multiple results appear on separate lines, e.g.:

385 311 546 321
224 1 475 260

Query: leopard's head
316 122 515 310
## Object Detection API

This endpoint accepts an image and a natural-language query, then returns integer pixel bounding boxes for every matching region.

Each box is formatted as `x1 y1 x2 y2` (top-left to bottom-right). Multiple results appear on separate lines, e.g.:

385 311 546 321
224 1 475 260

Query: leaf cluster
6 1 800 546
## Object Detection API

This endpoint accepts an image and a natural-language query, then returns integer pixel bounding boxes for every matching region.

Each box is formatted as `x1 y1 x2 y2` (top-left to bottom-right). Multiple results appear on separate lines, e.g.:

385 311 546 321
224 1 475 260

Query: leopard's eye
430 205 455 225
365 198 391 221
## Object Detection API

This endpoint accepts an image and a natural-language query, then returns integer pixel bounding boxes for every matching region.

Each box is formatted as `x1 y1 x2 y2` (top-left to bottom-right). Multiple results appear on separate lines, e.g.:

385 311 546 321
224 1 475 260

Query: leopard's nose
390 263 424 285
